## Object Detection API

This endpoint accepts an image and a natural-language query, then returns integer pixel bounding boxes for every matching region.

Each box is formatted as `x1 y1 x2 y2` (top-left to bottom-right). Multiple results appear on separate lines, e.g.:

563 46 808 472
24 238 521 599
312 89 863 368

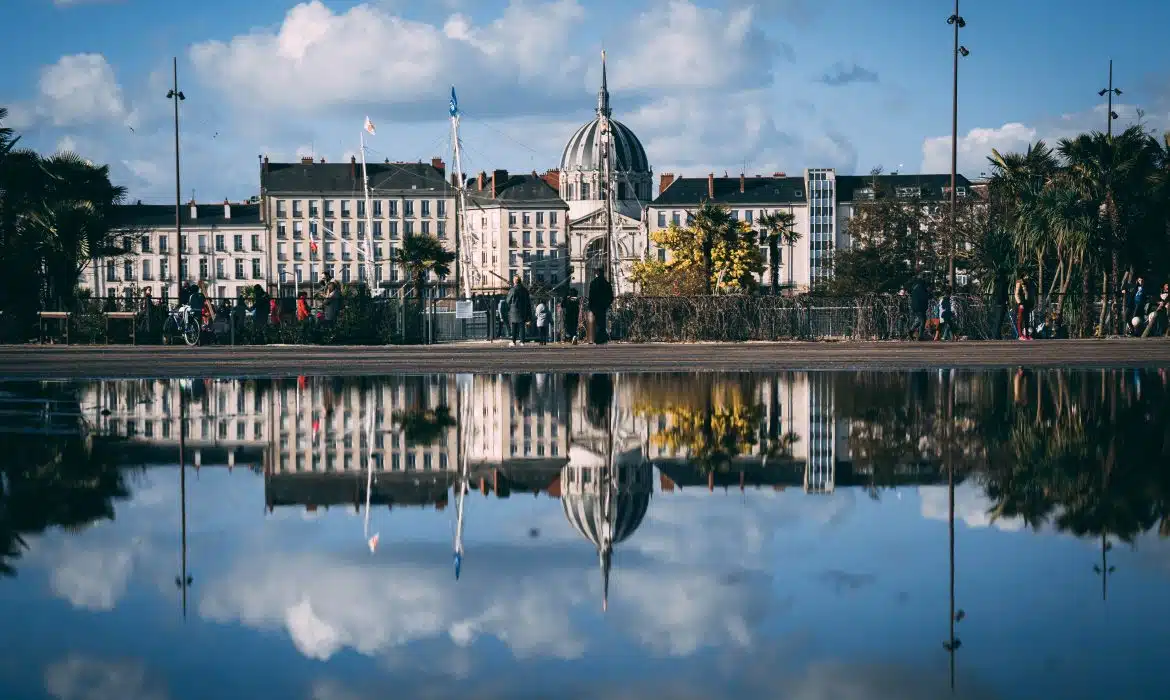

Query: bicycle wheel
182 318 201 346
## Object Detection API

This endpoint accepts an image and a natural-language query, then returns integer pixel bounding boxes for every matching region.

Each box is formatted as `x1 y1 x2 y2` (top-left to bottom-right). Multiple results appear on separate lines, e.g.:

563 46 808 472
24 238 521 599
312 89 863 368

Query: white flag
364 116 376 136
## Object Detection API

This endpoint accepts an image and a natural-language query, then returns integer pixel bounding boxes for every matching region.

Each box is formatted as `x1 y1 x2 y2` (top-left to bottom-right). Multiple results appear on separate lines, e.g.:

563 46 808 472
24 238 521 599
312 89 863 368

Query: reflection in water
0 369 1168 699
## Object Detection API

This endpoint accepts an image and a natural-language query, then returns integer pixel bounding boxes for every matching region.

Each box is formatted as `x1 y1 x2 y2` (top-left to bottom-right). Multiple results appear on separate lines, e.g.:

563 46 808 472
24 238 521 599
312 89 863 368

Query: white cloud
919 483 1026 532
35 54 133 128
189 0 587 115
44 656 168 700
56 135 79 154
921 123 1037 176
46 537 142 611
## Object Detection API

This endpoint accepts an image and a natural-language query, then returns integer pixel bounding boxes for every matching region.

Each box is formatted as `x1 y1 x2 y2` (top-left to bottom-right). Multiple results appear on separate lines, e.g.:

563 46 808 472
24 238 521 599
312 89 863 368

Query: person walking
534 301 549 345
908 276 928 341
296 291 311 322
560 290 581 344
505 275 532 346
496 297 509 341
322 279 342 327
1014 276 1035 340
587 269 614 345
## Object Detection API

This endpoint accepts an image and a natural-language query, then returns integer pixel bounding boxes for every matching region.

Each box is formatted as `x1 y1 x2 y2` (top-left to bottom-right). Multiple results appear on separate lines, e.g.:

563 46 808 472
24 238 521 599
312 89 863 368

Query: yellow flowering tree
632 202 765 295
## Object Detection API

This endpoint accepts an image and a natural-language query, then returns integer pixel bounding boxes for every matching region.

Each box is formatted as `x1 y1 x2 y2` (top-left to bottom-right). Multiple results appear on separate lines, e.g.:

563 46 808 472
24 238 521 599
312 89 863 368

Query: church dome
560 118 650 173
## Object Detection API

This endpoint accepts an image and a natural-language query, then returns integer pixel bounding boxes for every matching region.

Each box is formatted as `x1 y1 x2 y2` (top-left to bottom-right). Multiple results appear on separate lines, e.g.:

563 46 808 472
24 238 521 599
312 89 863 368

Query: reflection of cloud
45 535 145 612
198 549 589 662
919 484 1025 532
44 656 168 700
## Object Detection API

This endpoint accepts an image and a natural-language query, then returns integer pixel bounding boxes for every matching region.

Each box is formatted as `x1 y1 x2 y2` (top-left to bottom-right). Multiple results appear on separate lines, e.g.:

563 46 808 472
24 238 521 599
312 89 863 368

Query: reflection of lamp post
174 386 192 619
941 375 964 690
1093 533 1116 601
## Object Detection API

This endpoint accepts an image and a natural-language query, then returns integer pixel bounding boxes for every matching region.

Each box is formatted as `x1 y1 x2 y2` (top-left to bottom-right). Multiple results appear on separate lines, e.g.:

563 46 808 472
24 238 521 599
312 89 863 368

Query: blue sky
4 0 1170 203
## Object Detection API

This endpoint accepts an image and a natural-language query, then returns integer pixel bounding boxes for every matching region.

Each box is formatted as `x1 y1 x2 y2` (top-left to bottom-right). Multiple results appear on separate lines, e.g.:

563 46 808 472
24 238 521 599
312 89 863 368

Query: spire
600 544 612 612
597 50 612 118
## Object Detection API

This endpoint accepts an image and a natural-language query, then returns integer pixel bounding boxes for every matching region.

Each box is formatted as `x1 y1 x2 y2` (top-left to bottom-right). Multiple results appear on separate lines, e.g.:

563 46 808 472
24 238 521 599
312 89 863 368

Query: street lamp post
167 58 186 302
1098 60 1122 139
947 2 969 292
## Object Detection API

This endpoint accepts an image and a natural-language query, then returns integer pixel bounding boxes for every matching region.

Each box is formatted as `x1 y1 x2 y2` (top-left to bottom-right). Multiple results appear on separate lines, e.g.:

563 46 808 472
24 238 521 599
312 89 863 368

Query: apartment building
259 155 455 294
85 201 265 302
463 170 570 292
647 169 974 290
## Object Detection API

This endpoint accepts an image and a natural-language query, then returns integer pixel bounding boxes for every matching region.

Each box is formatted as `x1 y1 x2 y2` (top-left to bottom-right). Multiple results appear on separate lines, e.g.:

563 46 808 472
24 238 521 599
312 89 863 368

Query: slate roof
835 173 973 202
260 161 453 196
465 173 569 209
112 203 262 229
651 176 808 207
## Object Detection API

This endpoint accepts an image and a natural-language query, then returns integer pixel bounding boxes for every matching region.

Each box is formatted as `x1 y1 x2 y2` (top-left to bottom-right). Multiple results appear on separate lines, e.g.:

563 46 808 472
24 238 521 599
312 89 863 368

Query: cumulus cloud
919 483 1026 532
189 0 589 118
819 62 879 87
44 656 168 700
46 538 142 611
12 54 136 130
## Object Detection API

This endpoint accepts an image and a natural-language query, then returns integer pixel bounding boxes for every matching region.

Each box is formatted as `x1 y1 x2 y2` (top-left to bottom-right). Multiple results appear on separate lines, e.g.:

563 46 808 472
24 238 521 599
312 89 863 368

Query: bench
105 311 139 345
37 311 72 344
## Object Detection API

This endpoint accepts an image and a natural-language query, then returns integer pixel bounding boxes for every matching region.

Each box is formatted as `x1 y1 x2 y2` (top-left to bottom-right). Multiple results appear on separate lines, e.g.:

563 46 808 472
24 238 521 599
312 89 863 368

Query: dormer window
896 186 921 198
794 190 804 199
856 187 875 200
956 186 968 197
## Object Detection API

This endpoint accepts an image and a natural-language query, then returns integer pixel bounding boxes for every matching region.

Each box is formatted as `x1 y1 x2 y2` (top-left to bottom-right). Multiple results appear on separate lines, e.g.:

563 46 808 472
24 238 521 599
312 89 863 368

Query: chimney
773 172 786 178
659 173 675 193
739 173 745 193
300 156 314 165
319 157 325 164
451 171 459 188
707 173 715 199
491 169 508 198
540 169 560 192
350 155 357 180
477 171 485 191
223 199 231 220
262 155 269 176
431 157 446 176
189 200 197 220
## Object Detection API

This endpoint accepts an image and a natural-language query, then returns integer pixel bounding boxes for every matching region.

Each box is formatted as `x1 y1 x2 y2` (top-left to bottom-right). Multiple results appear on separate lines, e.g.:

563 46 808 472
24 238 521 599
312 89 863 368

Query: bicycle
162 305 201 346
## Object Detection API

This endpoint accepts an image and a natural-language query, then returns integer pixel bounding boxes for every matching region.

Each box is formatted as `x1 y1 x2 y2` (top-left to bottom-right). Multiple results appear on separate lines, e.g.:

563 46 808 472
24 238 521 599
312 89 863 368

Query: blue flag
449 86 458 117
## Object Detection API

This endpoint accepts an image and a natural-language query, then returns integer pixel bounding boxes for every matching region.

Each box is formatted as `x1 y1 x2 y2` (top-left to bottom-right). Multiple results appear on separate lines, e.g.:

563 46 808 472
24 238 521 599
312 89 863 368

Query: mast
361 118 376 289
363 389 379 553
449 87 473 299
598 51 615 287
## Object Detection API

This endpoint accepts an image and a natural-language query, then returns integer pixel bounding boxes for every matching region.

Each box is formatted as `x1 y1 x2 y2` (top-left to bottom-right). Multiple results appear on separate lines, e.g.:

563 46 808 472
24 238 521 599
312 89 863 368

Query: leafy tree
757 210 799 292
633 201 764 294
392 233 456 299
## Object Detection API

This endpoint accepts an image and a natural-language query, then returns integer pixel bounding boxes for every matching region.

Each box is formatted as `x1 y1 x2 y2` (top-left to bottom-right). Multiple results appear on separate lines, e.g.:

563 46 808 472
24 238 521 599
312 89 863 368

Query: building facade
646 170 974 291
258 156 456 295
83 201 266 302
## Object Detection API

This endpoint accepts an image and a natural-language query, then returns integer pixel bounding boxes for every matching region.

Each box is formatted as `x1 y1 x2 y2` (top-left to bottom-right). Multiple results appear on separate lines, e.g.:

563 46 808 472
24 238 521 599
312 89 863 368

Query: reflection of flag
364 116 376 135
368 533 380 553
449 86 458 118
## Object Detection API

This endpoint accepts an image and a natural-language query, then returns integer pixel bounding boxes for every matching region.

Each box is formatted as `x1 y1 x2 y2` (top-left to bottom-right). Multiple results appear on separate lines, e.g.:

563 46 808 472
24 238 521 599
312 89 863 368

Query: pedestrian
587 269 614 345
560 290 581 344
322 279 342 326
296 291 311 322
252 284 270 328
496 297 509 341
505 275 532 346
1141 283 1168 338
1014 276 1035 340
534 301 548 345
936 295 954 341
909 276 928 341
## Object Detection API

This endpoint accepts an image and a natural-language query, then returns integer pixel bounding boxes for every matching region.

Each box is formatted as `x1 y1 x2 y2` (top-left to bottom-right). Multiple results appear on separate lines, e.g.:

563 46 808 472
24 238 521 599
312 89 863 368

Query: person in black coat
560 290 581 344
505 276 533 345
909 277 929 341
587 269 614 345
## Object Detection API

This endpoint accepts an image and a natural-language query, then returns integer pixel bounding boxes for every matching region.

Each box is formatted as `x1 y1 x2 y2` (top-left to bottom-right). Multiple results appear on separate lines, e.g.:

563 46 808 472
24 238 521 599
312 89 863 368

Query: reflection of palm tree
393 406 456 447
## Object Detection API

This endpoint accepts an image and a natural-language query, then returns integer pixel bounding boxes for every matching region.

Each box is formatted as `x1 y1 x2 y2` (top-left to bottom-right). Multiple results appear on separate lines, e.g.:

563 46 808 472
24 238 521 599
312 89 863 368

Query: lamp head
958 46 970 57
1098 89 1108 96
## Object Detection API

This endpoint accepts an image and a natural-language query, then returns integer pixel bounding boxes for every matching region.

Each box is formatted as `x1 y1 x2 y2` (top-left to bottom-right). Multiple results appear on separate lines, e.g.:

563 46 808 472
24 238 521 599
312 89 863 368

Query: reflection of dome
560 119 650 173
561 445 652 611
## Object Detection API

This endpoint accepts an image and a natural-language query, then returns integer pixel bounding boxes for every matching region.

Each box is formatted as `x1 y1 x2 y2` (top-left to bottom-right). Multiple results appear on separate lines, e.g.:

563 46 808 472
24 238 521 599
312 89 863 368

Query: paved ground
0 339 1167 379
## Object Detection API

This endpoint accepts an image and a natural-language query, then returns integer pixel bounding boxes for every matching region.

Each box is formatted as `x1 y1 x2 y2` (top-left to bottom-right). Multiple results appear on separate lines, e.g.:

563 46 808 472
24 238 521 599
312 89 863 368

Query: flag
449 86 458 118
364 116 376 136
368 533 380 553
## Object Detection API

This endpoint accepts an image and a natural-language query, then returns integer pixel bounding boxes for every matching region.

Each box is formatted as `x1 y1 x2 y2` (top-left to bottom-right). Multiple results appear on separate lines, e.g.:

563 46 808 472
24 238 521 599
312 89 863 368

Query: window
549 231 558 246
658 248 666 262
277 222 287 238
309 221 318 237
509 232 517 247
671 212 680 225
325 200 335 217
252 259 261 278
437 200 446 218
745 210 754 224
341 221 350 237
342 266 351 283
292 200 302 217
437 221 446 238
140 235 151 252
180 234 188 252
276 200 287 217
341 201 351 217
233 234 244 251
373 200 382 217
536 211 544 226
199 259 209 279
550 211 558 225
278 263 287 282
421 200 430 217
160 259 169 281
389 221 398 238
405 221 414 235
357 200 366 217
357 221 366 237
215 235 225 252
509 212 517 226
142 260 152 280
309 201 318 218
657 211 666 227
522 212 531 226
293 242 303 260
523 231 531 246
421 221 430 235
581 183 591 199
293 222 303 238
235 260 245 278
251 234 261 251
217 259 226 279
536 231 544 246
388 200 398 216
404 200 414 217
159 235 168 252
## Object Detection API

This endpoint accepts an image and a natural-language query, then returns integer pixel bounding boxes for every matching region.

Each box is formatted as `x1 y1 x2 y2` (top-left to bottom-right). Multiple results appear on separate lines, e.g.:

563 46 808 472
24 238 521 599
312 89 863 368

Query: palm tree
391 233 456 300
691 201 736 294
757 210 798 292
987 141 1058 289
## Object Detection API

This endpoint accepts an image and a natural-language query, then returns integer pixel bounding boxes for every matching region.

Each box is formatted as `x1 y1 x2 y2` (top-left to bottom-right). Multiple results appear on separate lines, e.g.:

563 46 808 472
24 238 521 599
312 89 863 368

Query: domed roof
559 51 650 174
560 119 650 173
560 454 652 549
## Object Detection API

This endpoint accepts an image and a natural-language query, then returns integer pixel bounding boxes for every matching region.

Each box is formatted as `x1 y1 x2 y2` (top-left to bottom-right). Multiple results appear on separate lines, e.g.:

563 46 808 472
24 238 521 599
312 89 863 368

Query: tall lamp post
1098 60 1122 138
947 2 969 292
167 58 185 302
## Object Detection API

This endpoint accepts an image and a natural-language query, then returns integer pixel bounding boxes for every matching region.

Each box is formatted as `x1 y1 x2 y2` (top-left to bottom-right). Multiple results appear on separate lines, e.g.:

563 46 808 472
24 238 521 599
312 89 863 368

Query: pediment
569 209 641 229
